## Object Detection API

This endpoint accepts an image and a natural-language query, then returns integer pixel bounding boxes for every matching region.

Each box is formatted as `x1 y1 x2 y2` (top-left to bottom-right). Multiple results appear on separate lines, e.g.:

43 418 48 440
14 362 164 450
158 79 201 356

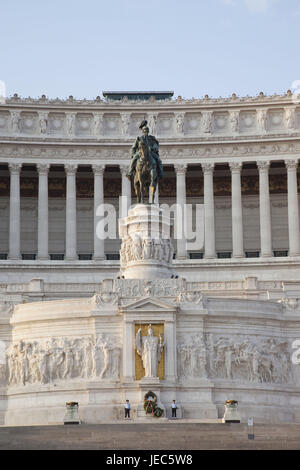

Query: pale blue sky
1 0 300 99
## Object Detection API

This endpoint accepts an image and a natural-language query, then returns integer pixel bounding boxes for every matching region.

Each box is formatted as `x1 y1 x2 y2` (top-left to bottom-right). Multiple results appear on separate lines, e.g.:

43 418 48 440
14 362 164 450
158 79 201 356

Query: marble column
174 164 188 259
229 162 244 258
8 163 22 260
92 164 105 260
65 164 77 260
285 159 300 256
257 160 272 257
120 164 131 218
37 163 50 260
202 163 216 258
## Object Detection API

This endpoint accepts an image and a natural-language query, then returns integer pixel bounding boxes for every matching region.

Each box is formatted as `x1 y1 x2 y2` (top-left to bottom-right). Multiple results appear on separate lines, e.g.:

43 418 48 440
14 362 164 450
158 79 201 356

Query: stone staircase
1 423 300 450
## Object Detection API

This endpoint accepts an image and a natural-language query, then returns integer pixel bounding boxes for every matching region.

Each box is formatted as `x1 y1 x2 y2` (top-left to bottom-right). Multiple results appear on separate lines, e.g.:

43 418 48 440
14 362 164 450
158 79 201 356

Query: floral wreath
144 391 164 418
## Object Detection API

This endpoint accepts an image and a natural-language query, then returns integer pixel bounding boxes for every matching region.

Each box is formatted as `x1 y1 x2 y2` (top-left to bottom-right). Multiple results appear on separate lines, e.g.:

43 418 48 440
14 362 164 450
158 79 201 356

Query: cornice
1 91 297 110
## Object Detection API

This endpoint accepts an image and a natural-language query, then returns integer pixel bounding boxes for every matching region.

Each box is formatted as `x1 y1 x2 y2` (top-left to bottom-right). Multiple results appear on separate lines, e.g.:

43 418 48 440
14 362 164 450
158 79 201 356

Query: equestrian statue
127 120 164 204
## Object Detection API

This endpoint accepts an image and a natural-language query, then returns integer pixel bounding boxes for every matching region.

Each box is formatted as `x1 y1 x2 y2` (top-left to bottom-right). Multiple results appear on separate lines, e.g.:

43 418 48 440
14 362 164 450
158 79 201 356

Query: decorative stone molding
1 140 300 163
257 160 270 171
229 110 239 133
174 163 187 174
38 112 48 135
36 163 50 175
285 159 298 170
175 112 185 135
64 163 77 175
93 112 104 136
257 109 268 134
10 110 20 133
8 162 22 174
120 113 131 136
229 161 242 172
92 164 105 175
65 112 76 136
147 113 157 135
285 107 296 132
119 164 128 176
202 111 212 133
201 162 214 174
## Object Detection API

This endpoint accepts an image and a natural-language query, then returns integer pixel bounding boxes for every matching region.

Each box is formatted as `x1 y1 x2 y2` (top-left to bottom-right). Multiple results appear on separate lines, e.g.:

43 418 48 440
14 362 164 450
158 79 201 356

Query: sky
1 0 300 100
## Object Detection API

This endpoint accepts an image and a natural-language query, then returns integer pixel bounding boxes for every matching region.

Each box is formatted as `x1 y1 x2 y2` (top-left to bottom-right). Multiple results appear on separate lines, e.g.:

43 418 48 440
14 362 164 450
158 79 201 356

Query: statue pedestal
119 204 175 280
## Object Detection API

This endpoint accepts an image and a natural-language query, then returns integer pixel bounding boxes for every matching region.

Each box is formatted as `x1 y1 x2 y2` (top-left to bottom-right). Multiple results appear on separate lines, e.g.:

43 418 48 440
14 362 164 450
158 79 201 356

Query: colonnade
4 159 300 260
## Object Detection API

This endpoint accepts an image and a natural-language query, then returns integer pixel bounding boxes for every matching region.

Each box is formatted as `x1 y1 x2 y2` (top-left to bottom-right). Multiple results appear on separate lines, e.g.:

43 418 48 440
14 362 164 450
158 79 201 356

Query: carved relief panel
48 113 65 135
19 112 38 134
239 111 257 134
104 114 121 135
213 112 229 134
157 114 174 136
0 112 10 135
75 114 93 135
184 113 201 135
6 335 122 386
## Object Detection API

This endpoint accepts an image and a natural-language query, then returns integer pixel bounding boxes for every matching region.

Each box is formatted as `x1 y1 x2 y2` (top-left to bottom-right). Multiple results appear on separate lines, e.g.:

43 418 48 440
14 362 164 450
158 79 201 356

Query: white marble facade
1 92 300 424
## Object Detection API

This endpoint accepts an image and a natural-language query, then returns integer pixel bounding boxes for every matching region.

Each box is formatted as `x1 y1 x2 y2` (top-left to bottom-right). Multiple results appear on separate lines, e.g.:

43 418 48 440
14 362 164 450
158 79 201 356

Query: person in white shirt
124 399 131 419
171 399 177 418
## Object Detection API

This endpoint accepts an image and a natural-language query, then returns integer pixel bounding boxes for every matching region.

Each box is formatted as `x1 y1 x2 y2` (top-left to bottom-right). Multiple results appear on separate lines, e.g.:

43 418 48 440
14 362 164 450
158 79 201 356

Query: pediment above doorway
118 296 178 313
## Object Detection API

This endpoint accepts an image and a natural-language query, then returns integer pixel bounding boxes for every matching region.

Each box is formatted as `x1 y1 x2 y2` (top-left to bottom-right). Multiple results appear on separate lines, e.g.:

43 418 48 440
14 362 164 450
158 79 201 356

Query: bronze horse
134 139 158 204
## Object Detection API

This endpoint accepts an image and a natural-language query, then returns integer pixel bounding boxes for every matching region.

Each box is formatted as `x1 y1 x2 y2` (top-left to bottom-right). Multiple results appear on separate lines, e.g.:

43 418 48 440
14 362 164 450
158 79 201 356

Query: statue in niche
135 324 165 378
127 120 163 203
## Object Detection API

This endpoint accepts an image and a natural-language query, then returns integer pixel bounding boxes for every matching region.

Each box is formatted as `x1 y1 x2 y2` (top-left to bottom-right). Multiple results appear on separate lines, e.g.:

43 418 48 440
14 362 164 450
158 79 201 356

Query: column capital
8 162 22 174
285 159 298 170
92 164 105 176
119 164 129 176
229 161 243 172
257 160 270 171
64 163 77 175
174 163 187 175
201 162 214 174
36 163 50 175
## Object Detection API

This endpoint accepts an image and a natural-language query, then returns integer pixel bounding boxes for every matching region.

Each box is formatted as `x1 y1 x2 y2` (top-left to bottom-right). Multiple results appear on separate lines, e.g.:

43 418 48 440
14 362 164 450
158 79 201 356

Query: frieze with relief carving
205 334 293 384
6 335 122 386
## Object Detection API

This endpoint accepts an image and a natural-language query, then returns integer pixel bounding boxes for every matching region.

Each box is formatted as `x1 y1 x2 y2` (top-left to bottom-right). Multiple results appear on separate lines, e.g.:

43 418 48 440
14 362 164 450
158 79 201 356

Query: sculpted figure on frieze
206 334 292 384
177 334 207 379
6 336 122 386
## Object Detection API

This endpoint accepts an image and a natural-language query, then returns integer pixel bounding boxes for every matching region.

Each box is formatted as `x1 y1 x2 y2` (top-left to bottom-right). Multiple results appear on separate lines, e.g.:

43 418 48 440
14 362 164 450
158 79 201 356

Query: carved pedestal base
119 204 175 280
